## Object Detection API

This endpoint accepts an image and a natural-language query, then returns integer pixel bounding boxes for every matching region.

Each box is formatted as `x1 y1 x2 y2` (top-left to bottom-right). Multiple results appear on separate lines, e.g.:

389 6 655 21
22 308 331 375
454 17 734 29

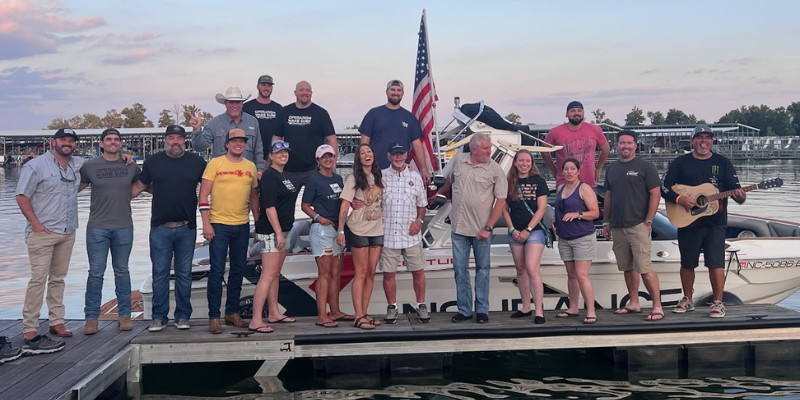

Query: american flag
412 11 440 172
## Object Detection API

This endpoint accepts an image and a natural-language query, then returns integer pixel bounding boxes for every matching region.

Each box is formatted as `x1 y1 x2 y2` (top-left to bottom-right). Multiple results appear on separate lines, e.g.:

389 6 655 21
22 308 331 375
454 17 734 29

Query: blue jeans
451 232 492 315
207 223 250 318
85 228 134 319
149 225 195 323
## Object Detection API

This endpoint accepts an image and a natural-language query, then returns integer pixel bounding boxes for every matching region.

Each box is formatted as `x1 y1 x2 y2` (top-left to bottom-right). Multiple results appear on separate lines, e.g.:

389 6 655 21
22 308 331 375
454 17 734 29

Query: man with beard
602 130 664 321
15 128 85 354
661 125 745 318
273 80 337 189
198 129 259 334
360 80 431 184
435 133 507 324
243 75 282 155
78 128 140 334
191 87 265 173
542 101 610 188
133 125 206 332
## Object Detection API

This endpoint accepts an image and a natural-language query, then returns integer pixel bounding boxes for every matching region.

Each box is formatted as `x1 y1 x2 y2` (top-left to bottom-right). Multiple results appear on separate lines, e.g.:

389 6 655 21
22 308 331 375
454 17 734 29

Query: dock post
127 344 143 398
254 359 288 377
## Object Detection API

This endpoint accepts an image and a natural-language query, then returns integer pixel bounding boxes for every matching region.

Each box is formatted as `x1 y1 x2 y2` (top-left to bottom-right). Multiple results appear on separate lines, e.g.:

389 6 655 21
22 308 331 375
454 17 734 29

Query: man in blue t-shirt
359 80 430 184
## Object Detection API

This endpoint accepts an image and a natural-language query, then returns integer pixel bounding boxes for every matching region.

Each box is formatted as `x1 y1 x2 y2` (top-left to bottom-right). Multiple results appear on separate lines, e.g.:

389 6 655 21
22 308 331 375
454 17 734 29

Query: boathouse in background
2 122 798 165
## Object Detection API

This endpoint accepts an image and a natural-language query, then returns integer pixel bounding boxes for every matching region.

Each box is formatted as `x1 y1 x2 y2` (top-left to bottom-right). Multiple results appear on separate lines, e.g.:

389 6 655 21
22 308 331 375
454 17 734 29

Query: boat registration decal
740 260 800 269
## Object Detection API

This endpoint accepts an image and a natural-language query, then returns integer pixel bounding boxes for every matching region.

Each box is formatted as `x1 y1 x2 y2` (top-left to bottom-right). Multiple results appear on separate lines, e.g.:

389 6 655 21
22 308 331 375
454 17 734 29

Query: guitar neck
707 184 757 201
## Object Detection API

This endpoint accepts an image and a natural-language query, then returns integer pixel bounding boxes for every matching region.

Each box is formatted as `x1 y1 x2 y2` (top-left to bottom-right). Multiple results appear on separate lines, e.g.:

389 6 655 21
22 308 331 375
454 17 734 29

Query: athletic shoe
21 335 65 355
174 319 191 330
416 304 431 323
709 301 726 318
451 313 473 323
0 336 22 364
476 313 489 324
385 305 398 324
148 319 165 332
672 296 695 313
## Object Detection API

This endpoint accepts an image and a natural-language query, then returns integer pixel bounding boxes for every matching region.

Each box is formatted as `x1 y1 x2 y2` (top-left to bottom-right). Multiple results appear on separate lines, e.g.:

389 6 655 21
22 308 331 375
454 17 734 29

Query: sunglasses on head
272 142 290 150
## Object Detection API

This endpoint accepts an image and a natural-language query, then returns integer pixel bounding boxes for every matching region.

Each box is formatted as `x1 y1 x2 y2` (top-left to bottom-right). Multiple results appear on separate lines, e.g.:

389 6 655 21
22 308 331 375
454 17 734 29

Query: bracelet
337 230 345 235
602 221 609 226
508 227 515 234
198 202 209 207
416 218 424 224
313 214 319 221
676 195 682 204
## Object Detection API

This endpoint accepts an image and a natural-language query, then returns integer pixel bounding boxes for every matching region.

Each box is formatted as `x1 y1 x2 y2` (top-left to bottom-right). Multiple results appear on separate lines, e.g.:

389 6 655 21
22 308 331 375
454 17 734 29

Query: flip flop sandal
248 326 274 333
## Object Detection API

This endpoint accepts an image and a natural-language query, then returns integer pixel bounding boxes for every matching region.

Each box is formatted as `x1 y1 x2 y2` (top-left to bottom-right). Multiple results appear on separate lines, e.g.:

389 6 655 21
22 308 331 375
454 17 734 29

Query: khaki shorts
612 223 654 274
379 243 426 272
557 233 596 261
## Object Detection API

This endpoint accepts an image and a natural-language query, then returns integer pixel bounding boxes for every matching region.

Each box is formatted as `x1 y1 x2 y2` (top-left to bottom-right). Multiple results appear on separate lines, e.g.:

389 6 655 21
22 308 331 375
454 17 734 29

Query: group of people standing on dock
0 81 747 363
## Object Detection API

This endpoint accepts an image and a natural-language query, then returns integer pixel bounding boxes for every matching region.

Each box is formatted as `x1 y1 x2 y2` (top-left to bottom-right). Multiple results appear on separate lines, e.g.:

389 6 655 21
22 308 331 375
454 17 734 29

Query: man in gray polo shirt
191 86 265 173
15 128 85 354
78 128 141 334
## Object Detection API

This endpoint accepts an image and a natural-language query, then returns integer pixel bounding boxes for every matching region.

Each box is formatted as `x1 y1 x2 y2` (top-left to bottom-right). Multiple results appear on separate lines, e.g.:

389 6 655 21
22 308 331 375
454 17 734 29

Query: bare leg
524 243 545 317
249 251 282 330
679 267 695 299
266 251 291 321
383 272 397 305
361 246 382 319
314 255 334 324
622 269 642 311
328 255 349 318
510 245 531 313
351 247 369 318
563 260 581 314
411 269 426 303
709 268 725 302
574 260 596 319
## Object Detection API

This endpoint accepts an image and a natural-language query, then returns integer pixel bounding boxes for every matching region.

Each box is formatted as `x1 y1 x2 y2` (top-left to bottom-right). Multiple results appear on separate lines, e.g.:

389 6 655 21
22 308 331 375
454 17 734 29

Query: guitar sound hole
695 196 707 207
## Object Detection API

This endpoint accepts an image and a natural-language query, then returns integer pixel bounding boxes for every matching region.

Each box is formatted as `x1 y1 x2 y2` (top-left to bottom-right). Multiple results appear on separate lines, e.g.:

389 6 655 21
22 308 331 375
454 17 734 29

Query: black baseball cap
53 128 78 140
100 128 120 140
692 124 714 139
566 101 584 111
258 75 274 84
164 125 187 137
389 142 407 154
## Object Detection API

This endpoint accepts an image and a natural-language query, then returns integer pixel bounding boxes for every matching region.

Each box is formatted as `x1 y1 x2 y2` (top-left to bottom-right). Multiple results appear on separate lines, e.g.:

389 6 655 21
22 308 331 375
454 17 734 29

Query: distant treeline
45 103 213 130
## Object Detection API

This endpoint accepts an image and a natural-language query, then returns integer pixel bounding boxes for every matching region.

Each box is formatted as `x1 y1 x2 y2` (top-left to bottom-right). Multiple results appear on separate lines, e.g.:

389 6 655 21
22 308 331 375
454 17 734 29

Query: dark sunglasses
272 141 290 150
59 165 77 183
558 199 565 214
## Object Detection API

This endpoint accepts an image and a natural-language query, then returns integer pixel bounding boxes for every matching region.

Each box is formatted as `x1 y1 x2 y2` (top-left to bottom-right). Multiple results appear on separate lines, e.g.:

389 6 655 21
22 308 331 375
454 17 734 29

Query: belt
161 220 189 228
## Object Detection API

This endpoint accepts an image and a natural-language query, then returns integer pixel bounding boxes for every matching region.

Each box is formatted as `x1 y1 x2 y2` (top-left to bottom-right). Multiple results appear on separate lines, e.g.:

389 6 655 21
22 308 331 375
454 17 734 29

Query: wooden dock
2 304 800 399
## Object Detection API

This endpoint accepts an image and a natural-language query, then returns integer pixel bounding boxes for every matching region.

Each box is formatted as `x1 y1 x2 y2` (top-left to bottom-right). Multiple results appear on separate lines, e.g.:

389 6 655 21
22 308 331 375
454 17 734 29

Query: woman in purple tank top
553 158 600 324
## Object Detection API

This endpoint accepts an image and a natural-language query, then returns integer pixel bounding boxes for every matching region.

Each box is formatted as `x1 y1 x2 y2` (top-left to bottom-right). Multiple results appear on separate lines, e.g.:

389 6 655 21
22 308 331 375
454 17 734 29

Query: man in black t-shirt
661 125 745 319
133 125 206 332
602 130 663 321
243 75 282 156
273 80 337 189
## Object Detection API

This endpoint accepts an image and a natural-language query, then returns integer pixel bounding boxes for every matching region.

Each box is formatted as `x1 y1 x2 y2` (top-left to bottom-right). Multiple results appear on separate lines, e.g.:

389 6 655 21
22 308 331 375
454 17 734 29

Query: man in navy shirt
359 80 430 184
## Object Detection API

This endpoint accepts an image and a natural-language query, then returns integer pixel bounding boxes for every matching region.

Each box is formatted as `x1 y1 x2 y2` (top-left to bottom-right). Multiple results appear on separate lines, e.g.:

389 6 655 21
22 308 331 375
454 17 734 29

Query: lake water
3 158 800 398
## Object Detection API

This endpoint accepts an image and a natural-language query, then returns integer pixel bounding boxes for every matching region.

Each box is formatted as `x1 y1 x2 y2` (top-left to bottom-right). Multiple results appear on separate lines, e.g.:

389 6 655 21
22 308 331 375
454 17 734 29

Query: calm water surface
3 159 800 399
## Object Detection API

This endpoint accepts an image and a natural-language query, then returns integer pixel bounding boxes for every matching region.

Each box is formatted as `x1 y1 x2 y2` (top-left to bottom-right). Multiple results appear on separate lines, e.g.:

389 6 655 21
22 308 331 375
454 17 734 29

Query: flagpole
422 9 443 173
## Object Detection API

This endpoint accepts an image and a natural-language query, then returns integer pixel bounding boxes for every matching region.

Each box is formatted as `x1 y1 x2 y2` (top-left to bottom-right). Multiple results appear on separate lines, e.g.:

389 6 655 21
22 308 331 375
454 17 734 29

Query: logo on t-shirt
254 110 277 120
288 116 312 126
626 170 639 177
217 170 254 178
329 183 342 194
283 179 297 192
402 121 408 128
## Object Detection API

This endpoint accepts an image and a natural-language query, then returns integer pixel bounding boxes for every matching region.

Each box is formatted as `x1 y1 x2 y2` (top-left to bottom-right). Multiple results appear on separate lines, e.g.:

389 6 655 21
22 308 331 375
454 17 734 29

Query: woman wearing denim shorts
337 144 384 330
301 144 352 328
501 150 550 324
553 158 600 325
248 140 300 333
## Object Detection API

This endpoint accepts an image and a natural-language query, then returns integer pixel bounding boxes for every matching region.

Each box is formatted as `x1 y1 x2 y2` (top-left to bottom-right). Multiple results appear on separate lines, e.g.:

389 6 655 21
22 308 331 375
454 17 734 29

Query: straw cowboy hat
215 87 251 104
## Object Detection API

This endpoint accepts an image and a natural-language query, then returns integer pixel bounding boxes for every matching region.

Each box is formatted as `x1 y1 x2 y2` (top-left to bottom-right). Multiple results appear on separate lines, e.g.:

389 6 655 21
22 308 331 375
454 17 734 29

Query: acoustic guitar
665 178 783 228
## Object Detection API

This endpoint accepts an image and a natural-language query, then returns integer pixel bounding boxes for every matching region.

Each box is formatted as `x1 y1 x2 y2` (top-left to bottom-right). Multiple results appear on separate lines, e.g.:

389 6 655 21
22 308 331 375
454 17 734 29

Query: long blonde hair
507 150 540 202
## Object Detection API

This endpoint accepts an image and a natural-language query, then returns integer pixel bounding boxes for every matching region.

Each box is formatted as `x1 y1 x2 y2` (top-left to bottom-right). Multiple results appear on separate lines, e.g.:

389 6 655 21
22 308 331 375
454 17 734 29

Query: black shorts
344 226 383 248
677 225 726 269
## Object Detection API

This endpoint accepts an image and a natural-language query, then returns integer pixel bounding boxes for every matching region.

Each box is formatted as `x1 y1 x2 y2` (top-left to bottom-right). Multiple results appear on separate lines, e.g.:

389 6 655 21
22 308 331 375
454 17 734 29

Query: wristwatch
645 220 653 226
578 211 583 220
525 226 534 232
484 225 493 232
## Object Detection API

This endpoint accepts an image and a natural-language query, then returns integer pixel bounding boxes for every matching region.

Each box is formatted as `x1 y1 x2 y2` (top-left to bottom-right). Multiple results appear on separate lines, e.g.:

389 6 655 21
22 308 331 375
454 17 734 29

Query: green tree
717 104 793 136
78 113 102 129
45 118 69 130
158 109 175 127
505 113 521 124
664 109 692 125
787 101 800 136
181 104 201 126
625 106 645 126
101 109 124 128
121 103 149 128
647 111 665 125
591 108 606 124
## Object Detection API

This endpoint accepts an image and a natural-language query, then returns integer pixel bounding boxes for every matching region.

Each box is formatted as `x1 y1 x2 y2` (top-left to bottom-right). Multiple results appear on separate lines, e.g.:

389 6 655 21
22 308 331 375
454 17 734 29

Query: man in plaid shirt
380 143 430 323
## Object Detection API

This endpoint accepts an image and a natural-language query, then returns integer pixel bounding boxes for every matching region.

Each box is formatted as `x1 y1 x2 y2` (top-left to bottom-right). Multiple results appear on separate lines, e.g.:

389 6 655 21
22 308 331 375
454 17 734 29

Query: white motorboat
140 102 800 319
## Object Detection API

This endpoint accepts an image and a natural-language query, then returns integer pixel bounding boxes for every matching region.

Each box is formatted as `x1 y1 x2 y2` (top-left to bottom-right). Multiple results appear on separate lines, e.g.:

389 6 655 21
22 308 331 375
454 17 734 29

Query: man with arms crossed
380 143 430 323
436 133 507 323
661 125 745 318
79 128 140 334
602 130 664 321
273 80 338 189
360 80 431 184
15 128 85 354
542 101 610 187
191 87 264 173
198 128 259 334
133 125 207 331
243 75 282 155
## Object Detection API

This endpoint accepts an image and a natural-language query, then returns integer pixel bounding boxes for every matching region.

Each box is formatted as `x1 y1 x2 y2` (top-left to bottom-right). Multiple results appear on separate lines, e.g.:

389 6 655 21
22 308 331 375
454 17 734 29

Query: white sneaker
174 319 191 329
709 301 726 318
148 319 165 332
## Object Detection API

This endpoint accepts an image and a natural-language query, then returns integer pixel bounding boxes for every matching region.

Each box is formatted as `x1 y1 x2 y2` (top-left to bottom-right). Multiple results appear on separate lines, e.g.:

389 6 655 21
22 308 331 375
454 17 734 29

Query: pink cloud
0 0 107 60
102 49 155 65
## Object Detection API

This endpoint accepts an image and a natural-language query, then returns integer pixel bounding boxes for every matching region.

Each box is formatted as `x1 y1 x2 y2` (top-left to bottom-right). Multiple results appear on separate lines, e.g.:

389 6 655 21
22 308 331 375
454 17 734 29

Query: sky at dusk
1 0 799 131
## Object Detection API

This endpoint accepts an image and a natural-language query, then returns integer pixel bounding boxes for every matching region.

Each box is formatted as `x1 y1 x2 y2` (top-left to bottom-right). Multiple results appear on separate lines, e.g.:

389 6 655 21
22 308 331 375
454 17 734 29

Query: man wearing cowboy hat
191 87 265 173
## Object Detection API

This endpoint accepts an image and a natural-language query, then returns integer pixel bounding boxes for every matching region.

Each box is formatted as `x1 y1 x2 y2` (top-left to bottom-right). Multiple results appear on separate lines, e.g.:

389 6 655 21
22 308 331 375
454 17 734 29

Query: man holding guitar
661 125 746 318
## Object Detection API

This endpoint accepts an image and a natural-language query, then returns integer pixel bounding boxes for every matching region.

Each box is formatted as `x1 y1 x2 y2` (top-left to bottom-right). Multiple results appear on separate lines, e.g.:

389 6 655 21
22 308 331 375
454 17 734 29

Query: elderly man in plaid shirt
380 142 430 323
